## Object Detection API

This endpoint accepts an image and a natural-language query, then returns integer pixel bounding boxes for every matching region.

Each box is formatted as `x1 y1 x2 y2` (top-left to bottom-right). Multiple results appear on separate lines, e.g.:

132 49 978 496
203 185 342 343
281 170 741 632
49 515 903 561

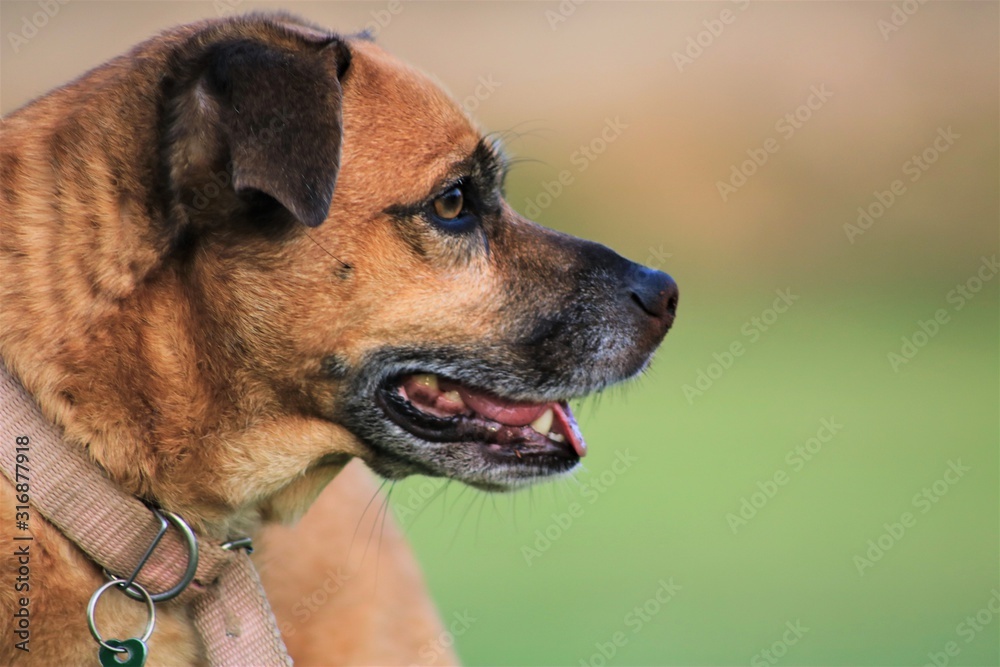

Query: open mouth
376 372 586 465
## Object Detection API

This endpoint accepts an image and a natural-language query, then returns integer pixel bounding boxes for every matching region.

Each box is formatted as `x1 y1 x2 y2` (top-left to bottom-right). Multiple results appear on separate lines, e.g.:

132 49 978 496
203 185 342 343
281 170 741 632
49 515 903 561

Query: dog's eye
425 183 480 234
432 187 464 221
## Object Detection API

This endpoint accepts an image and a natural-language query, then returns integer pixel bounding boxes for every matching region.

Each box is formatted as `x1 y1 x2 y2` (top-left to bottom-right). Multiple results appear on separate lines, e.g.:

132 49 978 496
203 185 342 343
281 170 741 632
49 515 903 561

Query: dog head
1 13 677 528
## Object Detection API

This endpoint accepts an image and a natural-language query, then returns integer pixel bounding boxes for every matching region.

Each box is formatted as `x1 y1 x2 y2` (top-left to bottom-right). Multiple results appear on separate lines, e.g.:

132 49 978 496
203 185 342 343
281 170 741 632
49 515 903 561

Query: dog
0 12 677 665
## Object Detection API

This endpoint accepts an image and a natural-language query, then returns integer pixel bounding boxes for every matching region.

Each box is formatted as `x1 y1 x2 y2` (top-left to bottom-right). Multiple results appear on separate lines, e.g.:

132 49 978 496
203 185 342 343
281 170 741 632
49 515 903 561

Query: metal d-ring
220 536 254 554
87 577 156 653
111 508 200 603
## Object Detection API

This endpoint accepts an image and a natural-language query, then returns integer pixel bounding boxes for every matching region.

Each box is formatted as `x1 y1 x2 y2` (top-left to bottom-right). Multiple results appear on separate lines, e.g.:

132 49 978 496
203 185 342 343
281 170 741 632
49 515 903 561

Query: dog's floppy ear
192 38 348 228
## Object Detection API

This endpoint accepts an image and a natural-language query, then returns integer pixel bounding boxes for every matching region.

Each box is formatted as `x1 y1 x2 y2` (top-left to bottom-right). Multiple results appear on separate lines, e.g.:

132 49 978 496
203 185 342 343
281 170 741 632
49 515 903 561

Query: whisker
359 481 391 568
449 488 481 550
485 122 555 145
447 481 472 518
505 155 546 170
511 489 522 532
301 229 351 269
374 481 396 592
474 494 488 546
400 479 451 534
490 492 505 527
349 478 389 562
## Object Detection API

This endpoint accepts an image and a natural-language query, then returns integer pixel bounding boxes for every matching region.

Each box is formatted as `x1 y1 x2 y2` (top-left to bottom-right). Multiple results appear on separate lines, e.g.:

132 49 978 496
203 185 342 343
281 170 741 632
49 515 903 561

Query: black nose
627 265 679 324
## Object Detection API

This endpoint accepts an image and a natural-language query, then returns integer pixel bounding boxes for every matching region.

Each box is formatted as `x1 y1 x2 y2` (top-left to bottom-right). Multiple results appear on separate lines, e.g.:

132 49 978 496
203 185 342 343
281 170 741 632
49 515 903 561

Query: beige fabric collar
0 361 292 666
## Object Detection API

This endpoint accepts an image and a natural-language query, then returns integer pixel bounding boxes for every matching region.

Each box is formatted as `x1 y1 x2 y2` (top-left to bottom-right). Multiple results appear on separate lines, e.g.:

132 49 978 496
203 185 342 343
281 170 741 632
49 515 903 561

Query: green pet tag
98 638 148 667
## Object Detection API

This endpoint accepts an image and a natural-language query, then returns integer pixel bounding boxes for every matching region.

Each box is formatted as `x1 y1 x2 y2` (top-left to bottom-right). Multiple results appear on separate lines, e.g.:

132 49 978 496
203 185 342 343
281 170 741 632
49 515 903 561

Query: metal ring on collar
221 536 254 553
115 509 200 603
87 578 156 652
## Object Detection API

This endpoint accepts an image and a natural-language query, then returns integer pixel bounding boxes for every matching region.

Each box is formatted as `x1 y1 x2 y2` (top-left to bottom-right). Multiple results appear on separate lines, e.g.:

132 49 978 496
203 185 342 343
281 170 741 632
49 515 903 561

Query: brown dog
0 12 677 666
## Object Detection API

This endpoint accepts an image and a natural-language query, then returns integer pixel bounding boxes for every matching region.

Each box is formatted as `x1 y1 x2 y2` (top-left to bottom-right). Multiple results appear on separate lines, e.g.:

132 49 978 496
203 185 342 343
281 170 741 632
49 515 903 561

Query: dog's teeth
412 374 439 391
442 390 464 407
529 408 554 436
549 432 565 443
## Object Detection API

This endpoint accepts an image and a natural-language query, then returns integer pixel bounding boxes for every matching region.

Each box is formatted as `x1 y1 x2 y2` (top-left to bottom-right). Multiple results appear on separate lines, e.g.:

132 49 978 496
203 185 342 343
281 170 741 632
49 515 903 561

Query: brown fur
256 461 454 666
0 12 675 666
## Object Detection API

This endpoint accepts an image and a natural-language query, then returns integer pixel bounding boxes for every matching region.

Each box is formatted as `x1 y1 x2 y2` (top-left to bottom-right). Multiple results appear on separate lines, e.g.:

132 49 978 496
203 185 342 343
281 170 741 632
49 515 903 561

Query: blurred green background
2 2 996 665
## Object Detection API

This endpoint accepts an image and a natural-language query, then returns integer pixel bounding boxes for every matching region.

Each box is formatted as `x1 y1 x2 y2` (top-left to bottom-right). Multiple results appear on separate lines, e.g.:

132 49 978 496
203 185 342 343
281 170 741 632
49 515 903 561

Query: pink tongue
447 382 548 426
407 377 588 458
447 382 588 458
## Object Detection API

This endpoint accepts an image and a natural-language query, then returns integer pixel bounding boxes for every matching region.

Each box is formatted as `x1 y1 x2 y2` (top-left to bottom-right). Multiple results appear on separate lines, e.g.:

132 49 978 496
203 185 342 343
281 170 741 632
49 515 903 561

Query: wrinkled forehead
340 38 487 201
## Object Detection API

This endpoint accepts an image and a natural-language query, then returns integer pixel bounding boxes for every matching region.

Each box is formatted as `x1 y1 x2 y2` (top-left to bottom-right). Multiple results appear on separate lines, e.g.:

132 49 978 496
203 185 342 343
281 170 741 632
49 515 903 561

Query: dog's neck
0 44 354 537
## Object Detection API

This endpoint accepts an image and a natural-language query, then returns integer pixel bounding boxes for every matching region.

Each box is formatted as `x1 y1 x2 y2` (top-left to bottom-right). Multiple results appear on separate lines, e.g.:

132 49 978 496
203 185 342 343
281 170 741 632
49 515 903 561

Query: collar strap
0 361 292 666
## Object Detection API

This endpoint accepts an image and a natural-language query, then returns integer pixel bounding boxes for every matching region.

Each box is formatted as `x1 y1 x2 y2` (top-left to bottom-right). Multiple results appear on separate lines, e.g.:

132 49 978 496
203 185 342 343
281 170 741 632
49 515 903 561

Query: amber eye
432 187 464 221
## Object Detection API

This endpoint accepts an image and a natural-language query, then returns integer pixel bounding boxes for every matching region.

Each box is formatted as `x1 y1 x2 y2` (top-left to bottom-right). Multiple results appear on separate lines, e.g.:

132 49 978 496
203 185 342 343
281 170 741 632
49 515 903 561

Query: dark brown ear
197 38 347 228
